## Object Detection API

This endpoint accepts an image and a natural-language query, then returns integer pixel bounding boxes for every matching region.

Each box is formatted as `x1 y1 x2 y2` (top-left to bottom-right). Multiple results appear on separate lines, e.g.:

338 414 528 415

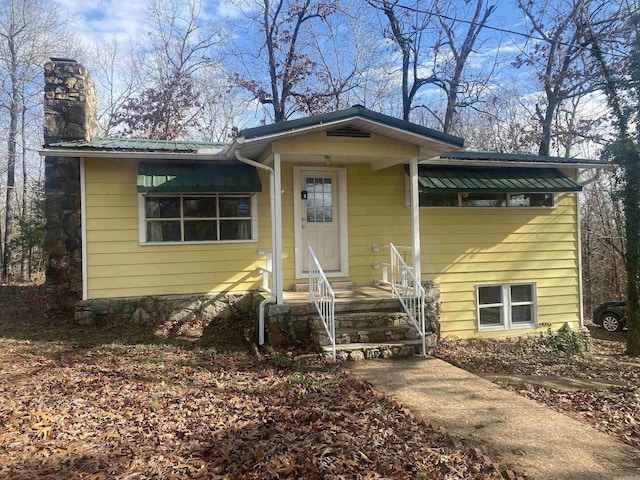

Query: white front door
294 167 347 277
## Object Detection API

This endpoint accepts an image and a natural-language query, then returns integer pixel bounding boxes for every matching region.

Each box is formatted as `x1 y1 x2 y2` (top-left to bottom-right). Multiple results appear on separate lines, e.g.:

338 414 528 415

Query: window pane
509 193 554 207
220 220 251 240
219 197 251 217
184 220 217 241
184 197 216 217
147 220 181 242
323 207 332 222
512 305 533 324
511 285 533 303
419 193 458 207
460 193 507 207
479 286 502 305
479 306 503 326
146 197 179 218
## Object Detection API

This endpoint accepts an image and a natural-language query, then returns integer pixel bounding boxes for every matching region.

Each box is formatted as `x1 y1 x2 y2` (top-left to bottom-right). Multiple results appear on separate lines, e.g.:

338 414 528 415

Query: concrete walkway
349 357 640 480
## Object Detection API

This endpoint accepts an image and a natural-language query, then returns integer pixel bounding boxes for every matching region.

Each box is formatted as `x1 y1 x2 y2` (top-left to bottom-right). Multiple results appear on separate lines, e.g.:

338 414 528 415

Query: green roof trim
415 166 582 193
137 162 261 193
239 105 464 147
442 150 607 166
48 138 229 152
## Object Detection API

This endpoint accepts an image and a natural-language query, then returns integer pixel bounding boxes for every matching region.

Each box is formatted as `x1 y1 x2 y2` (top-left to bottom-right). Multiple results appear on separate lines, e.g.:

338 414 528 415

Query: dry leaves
0 286 506 479
435 328 640 449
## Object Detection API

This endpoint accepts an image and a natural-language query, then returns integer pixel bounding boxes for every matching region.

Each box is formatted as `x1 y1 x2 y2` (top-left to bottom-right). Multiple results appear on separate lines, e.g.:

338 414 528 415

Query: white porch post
410 157 421 282
274 153 284 304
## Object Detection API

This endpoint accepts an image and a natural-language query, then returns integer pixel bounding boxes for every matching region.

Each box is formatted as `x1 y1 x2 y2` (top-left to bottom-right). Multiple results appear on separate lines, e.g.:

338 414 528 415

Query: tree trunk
20 100 27 279
624 148 640 355
2 29 18 282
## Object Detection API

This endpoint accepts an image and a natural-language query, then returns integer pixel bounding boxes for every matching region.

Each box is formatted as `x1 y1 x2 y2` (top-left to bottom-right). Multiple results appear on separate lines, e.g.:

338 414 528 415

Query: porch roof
417 166 583 193
232 105 465 163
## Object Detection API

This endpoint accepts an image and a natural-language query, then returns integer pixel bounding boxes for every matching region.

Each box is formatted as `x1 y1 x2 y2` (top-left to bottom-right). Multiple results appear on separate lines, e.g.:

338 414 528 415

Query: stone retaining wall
75 292 263 336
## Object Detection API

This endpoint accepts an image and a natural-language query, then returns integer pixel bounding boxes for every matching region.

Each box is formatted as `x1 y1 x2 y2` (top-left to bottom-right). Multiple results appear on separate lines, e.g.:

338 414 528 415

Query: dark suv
593 301 626 332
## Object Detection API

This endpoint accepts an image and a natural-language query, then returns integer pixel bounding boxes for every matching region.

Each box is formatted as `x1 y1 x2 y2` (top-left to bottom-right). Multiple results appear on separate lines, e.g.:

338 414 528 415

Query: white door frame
293 166 349 279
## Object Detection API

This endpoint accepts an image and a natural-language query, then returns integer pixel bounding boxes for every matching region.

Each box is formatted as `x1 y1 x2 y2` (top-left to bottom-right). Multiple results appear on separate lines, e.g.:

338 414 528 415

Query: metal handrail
308 246 336 361
257 250 273 294
389 243 426 356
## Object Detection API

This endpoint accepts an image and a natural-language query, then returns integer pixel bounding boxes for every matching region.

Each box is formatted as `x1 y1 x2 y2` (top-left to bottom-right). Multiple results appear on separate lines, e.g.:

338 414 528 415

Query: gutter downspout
236 150 276 346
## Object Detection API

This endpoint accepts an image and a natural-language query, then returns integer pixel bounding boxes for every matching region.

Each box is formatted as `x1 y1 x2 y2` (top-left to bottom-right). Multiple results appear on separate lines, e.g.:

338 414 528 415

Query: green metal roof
137 162 261 193
240 105 465 147
442 150 607 166
417 166 582 193
48 138 229 152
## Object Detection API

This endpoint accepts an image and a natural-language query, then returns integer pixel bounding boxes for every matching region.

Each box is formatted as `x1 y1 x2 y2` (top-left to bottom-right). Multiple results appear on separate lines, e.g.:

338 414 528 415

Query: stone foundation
75 292 263 336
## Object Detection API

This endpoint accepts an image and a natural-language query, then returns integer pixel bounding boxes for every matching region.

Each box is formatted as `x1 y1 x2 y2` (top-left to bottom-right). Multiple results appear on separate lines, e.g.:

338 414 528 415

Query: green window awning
415 166 582 193
137 162 262 194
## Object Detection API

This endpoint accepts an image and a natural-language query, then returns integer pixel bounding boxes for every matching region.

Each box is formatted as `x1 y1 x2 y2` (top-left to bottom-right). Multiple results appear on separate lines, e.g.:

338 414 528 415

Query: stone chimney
44 58 100 144
44 58 99 309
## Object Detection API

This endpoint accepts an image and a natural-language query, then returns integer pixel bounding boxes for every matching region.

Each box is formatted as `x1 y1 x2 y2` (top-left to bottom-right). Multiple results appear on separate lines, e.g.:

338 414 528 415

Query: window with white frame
140 194 257 243
419 192 555 208
477 283 537 331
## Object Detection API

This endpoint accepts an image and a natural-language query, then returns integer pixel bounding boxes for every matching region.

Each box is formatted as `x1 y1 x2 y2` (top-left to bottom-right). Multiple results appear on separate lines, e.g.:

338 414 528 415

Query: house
43 59 607 358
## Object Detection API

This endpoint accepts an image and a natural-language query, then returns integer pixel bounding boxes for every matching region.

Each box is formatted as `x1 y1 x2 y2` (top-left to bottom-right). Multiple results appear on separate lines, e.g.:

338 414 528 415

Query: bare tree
113 0 221 139
0 0 70 282
365 0 439 122
87 38 143 137
432 0 496 133
587 4 640 355
515 0 619 156
230 0 339 122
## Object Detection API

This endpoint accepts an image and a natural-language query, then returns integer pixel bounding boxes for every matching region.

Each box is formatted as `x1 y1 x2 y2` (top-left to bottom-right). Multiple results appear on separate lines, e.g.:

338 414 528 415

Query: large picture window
477 283 537 331
141 194 256 243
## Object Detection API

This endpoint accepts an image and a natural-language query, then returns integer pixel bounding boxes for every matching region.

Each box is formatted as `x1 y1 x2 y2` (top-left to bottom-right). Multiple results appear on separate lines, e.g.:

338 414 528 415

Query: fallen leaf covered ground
435 327 640 449
0 286 509 479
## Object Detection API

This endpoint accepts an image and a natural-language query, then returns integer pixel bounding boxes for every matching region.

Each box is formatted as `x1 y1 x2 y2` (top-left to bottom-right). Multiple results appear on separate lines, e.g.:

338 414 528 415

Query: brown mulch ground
0 286 509 479
434 327 640 449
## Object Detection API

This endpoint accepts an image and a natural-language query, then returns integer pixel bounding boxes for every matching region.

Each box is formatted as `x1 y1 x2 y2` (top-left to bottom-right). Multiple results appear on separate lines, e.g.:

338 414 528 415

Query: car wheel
601 313 623 332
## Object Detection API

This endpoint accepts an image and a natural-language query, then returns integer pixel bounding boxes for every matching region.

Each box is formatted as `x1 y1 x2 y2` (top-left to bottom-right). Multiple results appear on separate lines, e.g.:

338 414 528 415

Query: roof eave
40 148 229 161
229 115 464 160
420 157 612 169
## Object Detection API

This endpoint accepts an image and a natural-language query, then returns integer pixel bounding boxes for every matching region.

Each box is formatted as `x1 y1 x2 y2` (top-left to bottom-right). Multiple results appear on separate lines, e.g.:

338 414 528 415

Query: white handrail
308 246 336 361
257 250 273 294
389 243 426 356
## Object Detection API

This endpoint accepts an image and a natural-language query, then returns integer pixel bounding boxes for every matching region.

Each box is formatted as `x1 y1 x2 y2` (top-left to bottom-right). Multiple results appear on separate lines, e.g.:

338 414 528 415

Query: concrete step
290 280 357 292
311 311 413 330
321 339 425 361
314 324 421 346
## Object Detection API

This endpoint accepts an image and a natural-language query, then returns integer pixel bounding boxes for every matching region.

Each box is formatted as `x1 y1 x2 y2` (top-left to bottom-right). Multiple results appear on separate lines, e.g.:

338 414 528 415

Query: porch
263 272 441 361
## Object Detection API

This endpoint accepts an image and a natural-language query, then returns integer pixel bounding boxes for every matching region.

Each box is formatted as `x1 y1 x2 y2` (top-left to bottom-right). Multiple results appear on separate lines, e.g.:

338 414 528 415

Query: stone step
281 297 403 317
314 324 421 347
311 311 413 330
290 280 358 292
321 339 424 361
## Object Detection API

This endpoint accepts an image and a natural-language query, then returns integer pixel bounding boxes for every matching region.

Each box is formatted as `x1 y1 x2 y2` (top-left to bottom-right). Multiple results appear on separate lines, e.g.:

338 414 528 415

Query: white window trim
476 282 538 332
138 193 258 245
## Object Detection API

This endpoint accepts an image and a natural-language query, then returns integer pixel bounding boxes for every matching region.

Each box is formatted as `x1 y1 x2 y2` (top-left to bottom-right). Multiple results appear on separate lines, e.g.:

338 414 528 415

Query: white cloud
53 0 150 44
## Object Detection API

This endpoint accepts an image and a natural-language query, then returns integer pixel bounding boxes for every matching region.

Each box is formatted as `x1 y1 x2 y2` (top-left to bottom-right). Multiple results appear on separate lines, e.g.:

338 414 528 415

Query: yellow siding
278 163 412 289
85 154 580 340
84 158 271 299
422 193 580 338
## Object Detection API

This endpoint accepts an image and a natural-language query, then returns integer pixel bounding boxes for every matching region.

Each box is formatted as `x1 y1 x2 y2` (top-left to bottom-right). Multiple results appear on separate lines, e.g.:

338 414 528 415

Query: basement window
477 283 537 331
139 194 257 244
